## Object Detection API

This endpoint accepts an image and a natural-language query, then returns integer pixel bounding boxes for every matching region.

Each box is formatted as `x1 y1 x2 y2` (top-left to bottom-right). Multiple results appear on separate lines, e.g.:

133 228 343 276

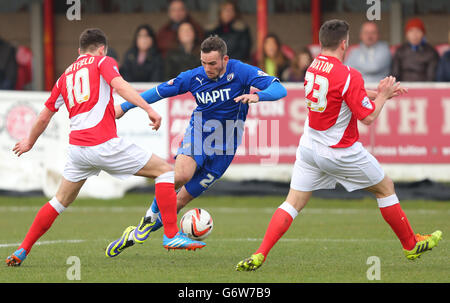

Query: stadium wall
1 83 449 198
1 12 450 77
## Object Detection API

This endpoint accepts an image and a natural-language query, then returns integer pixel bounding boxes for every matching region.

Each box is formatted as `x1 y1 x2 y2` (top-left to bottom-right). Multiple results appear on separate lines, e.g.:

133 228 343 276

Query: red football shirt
45 54 121 146
303 54 375 148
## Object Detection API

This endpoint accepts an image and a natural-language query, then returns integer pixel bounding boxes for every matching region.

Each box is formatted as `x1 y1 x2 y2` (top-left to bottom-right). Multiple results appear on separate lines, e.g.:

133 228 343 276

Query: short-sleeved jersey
45 54 121 146
302 54 375 148
156 59 278 151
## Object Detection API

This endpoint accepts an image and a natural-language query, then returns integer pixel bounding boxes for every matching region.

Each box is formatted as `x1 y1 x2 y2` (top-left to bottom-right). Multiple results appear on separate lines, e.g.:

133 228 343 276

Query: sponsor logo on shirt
196 88 232 104
195 77 204 86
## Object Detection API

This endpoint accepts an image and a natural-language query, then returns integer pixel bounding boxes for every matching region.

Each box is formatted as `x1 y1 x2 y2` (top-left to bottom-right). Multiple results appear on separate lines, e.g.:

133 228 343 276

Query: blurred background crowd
1 0 450 91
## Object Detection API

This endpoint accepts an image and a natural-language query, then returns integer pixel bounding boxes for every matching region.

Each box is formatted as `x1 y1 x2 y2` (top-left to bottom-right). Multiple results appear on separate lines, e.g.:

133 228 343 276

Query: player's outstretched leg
236 189 310 271
367 176 443 260
155 172 205 250
124 197 205 251
6 178 83 267
135 184 197 243
6 199 65 266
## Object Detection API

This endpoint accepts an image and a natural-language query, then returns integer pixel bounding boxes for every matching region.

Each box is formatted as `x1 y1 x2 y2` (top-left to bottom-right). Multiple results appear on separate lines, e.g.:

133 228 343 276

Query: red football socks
377 195 416 250
154 171 178 239
19 200 63 255
255 202 298 260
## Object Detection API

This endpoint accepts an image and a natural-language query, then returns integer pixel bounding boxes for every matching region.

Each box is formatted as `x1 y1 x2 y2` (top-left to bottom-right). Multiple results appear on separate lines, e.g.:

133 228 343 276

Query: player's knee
374 176 395 198
175 172 191 188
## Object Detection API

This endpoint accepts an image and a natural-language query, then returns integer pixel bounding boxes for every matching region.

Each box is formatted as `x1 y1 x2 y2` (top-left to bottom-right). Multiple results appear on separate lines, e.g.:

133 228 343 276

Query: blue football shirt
156 59 278 121
156 59 278 153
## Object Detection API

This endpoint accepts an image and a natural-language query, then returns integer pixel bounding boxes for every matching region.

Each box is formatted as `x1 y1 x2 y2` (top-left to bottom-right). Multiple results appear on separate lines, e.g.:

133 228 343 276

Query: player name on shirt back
309 58 334 74
65 56 95 74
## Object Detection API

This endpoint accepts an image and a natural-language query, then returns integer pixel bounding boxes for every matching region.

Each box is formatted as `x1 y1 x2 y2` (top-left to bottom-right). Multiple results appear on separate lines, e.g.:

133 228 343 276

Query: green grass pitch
0 194 448 283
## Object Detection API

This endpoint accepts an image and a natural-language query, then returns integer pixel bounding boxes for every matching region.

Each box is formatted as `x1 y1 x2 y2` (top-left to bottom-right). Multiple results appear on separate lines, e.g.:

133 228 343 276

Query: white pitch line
0 206 446 215
0 239 85 248
0 238 396 249
206 238 398 243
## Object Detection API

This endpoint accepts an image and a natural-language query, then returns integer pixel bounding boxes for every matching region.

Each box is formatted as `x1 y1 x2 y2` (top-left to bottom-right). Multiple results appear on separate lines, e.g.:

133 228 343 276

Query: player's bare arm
111 76 162 130
361 76 400 125
13 107 55 157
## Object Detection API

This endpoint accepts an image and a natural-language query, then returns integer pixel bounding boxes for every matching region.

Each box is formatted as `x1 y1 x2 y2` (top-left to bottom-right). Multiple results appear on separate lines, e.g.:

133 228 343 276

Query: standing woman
120 24 164 82
258 34 289 79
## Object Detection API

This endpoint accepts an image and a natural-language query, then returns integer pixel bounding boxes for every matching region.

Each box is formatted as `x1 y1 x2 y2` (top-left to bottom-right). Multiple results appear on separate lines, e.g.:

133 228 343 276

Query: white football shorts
290 139 385 192
63 137 152 182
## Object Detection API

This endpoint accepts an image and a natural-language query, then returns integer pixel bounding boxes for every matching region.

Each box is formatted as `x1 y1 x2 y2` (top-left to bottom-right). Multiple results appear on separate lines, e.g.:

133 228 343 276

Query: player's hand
115 104 125 119
13 139 33 157
146 107 162 131
392 85 408 98
377 76 400 100
234 93 259 104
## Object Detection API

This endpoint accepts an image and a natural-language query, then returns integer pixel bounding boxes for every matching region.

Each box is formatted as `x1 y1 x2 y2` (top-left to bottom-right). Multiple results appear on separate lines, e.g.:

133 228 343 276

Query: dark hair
79 28 107 53
319 19 350 50
200 35 227 57
133 24 157 50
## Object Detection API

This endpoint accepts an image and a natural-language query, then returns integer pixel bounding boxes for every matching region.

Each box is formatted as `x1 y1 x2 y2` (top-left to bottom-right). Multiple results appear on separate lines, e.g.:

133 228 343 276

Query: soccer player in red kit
236 20 442 271
6 28 205 267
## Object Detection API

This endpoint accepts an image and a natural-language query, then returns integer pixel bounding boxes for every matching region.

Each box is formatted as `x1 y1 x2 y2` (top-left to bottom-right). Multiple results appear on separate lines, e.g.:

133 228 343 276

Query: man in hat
391 17 439 81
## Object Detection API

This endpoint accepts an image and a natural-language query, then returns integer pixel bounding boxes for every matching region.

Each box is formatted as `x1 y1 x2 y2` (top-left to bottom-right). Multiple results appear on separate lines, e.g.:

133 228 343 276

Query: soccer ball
180 208 213 240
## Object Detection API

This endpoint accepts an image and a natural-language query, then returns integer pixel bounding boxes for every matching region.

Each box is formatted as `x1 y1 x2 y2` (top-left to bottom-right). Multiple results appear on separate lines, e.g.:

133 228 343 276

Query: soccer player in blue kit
106 36 287 257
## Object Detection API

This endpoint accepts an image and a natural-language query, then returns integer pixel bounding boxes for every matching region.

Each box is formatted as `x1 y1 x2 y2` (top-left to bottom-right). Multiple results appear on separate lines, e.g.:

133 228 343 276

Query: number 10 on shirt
66 67 91 108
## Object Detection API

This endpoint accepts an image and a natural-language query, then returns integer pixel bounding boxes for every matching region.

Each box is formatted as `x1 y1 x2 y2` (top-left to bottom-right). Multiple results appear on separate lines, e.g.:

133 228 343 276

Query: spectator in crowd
0 36 17 90
165 21 200 79
258 34 289 79
436 31 450 82
391 17 439 81
344 21 391 83
156 0 204 57
206 0 252 62
281 47 313 82
120 24 164 83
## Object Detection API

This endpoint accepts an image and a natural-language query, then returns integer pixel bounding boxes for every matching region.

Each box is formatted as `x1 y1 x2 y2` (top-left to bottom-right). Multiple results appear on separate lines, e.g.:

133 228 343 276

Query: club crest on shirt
227 72 234 82
361 96 373 110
